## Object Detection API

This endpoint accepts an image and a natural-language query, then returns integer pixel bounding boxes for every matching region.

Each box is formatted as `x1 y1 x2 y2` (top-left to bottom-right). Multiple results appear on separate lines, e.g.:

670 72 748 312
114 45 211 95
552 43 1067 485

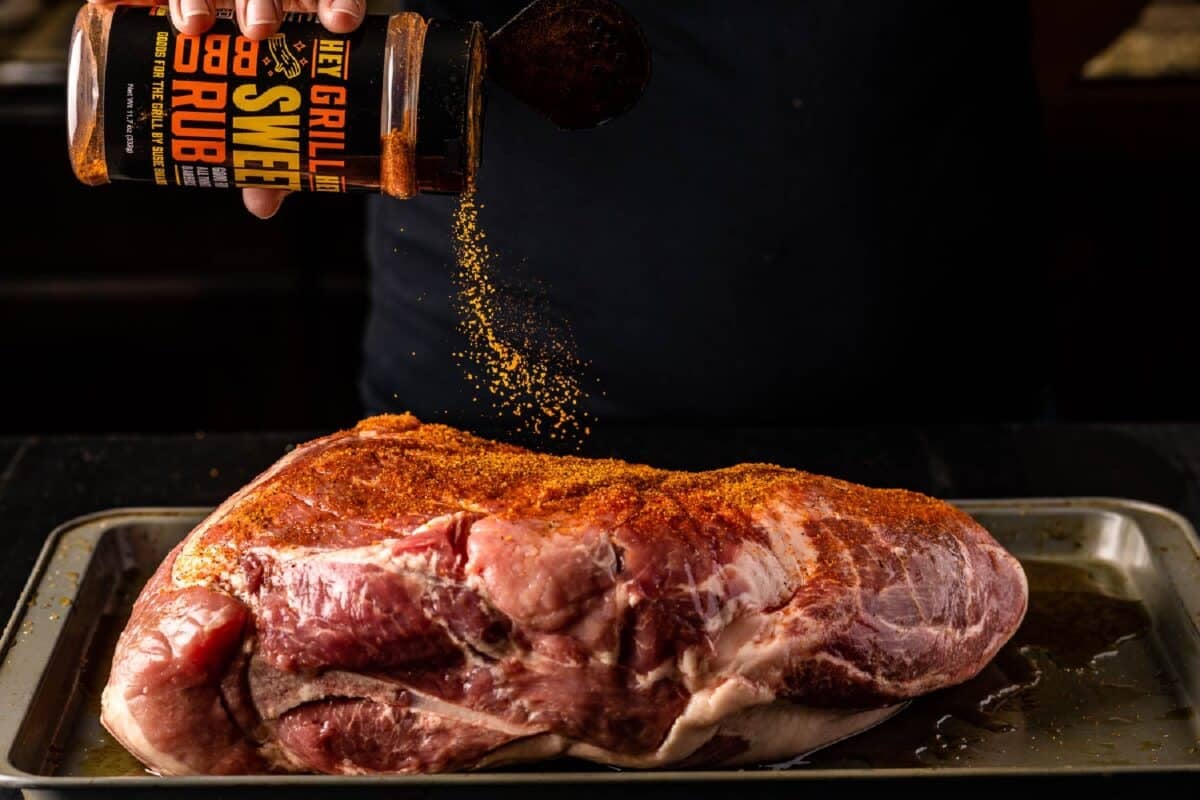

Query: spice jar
66 4 485 198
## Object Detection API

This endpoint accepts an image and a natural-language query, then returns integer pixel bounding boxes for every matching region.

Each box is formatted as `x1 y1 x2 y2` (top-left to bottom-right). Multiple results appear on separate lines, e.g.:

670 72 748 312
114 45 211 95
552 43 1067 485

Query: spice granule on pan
452 192 592 446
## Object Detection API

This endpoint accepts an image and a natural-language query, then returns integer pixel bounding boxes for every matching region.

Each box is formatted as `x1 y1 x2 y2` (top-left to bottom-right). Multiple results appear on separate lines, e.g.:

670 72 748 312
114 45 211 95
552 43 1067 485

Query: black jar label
103 6 387 193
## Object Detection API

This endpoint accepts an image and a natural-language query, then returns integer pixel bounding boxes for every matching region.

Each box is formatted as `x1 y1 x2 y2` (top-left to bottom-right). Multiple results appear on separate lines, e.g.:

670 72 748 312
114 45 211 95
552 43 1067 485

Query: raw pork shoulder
101 414 1027 775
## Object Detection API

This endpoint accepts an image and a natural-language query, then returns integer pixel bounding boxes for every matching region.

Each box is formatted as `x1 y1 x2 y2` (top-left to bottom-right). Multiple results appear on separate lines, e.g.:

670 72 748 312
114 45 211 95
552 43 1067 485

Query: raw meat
101 414 1027 775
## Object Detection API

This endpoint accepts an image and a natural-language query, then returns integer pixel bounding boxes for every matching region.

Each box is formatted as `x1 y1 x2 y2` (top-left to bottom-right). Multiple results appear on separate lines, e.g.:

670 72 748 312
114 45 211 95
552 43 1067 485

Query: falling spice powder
452 192 591 446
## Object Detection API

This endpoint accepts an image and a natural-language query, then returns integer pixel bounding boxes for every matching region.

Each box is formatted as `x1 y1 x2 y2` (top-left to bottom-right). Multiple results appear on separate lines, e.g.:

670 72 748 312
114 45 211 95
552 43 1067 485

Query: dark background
1 0 1197 435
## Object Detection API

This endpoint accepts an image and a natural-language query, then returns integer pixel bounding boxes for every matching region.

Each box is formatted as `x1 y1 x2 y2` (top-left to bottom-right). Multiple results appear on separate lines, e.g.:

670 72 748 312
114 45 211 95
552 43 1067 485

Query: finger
243 188 290 219
235 0 283 40
170 0 216 35
317 0 364 34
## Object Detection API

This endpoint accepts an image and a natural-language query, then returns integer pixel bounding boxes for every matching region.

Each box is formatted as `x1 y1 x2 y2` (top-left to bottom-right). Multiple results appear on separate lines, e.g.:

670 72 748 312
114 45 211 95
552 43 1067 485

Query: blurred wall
1033 0 1200 419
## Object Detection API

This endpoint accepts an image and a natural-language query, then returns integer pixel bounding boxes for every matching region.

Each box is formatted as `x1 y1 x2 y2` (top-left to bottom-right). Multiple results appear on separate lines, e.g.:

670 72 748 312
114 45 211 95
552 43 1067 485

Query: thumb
243 188 290 219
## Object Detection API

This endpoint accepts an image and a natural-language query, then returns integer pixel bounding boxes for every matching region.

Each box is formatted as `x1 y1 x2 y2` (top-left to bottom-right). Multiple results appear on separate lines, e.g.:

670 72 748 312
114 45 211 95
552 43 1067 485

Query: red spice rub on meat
103 414 1028 775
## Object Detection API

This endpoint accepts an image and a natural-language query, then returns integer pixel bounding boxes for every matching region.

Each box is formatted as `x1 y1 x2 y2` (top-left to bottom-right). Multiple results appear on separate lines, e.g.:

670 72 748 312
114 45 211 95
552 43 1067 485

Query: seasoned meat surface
101 414 1027 775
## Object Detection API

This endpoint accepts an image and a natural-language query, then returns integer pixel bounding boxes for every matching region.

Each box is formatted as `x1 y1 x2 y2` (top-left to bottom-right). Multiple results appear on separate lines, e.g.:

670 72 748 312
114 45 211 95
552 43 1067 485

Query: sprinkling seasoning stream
452 192 592 447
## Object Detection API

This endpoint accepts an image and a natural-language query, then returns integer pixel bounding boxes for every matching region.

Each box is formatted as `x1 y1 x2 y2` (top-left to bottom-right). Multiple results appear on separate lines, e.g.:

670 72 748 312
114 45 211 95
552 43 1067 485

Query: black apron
362 1 1046 430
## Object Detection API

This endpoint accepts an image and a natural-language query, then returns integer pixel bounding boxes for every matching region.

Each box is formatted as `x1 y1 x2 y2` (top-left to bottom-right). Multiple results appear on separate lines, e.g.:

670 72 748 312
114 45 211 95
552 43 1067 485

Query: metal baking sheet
0 499 1198 798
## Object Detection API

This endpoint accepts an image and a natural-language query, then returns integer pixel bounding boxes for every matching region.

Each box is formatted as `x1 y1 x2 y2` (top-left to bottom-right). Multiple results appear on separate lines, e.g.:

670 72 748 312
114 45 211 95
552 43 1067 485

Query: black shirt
362 1 1045 430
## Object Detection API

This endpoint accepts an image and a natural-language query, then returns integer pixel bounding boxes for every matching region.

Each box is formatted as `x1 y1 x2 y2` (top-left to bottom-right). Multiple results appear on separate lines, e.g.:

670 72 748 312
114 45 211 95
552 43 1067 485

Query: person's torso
363 1 1045 430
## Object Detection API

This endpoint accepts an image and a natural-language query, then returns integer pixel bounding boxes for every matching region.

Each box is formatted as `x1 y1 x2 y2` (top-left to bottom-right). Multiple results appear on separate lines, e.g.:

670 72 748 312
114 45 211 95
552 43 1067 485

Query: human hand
86 0 366 218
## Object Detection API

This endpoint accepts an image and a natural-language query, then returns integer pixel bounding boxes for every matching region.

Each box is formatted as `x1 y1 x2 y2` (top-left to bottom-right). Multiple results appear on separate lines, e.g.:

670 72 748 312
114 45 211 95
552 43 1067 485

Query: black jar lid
415 19 486 194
